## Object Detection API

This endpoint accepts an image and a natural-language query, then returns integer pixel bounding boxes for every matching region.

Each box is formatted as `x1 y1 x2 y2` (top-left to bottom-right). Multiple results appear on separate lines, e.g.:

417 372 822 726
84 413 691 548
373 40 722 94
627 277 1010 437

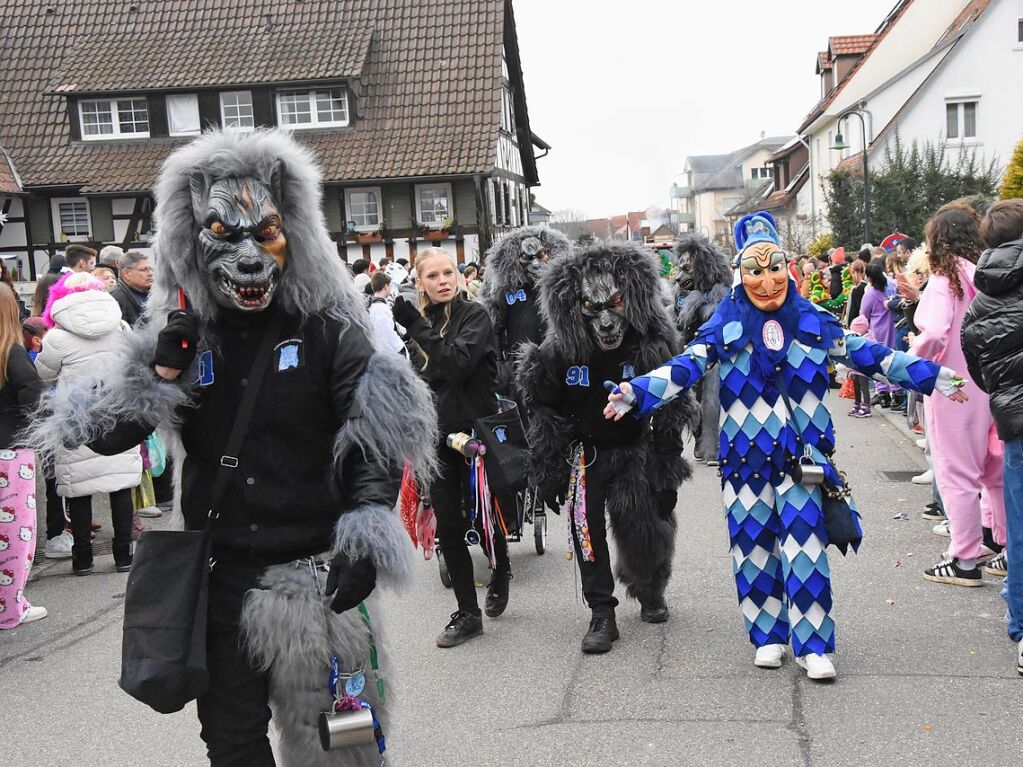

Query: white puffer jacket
36 290 142 498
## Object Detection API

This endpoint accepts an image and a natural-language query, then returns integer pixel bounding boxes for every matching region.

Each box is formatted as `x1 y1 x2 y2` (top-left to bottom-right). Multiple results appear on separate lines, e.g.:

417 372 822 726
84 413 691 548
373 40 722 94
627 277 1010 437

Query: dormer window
79 97 150 139
276 88 349 129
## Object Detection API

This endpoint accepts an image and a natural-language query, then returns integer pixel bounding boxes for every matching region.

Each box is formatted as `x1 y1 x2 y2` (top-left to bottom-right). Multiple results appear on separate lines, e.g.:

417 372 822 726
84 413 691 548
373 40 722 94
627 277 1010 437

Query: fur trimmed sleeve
331 348 438 587
22 326 194 468
516 341 572 495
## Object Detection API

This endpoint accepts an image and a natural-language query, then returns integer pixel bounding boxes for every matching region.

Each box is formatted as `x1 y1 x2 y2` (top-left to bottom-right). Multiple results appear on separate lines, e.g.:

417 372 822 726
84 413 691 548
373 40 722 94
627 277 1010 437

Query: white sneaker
911 469 933 485
932 519 951 538
754 643 786 668
44 530 73 559
915 438 927 450
795 653 836 680
1017 639 1022 677
19 605 48 624
137 506 163 518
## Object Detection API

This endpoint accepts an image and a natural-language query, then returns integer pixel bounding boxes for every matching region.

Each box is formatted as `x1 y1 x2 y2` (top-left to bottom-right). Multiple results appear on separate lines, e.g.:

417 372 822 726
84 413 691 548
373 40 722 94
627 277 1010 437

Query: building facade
0 0 547 278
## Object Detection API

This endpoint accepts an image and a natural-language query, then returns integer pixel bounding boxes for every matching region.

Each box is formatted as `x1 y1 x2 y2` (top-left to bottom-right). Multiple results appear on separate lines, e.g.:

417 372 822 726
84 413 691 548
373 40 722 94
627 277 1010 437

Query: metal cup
318 707 376 751
793 461 825 485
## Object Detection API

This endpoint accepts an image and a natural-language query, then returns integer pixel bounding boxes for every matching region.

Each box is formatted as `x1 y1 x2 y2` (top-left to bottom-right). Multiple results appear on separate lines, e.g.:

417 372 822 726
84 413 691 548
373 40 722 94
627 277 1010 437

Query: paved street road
2 394 1020 766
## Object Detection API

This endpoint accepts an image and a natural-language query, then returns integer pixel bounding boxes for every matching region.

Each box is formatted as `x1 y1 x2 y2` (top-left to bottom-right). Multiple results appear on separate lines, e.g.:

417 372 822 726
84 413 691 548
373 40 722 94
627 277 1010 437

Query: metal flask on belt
318 707 376 751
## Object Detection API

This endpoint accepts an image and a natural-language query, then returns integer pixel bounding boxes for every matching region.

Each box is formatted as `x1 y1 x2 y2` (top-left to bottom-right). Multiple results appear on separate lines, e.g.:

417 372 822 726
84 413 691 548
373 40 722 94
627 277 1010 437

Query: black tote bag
119 529 212 713
474 399 529 535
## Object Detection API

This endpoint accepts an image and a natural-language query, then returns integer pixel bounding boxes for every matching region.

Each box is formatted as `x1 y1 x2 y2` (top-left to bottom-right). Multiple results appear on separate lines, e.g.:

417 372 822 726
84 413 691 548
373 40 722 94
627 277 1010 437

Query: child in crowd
846 315 872 418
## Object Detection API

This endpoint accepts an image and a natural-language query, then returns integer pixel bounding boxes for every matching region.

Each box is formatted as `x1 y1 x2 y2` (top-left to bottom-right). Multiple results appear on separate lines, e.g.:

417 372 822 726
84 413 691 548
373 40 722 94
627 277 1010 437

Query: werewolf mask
192 174 286 312
518 236 549 283
580 266 626 351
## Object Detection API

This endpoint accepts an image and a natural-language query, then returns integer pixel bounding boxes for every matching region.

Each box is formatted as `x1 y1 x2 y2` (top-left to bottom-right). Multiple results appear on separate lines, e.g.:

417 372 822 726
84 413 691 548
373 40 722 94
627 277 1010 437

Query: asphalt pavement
2 393 1020 767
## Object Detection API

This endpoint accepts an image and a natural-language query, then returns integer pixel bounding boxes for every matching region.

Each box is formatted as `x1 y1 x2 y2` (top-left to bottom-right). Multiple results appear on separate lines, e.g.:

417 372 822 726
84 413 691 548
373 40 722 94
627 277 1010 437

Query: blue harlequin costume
625 213 947 657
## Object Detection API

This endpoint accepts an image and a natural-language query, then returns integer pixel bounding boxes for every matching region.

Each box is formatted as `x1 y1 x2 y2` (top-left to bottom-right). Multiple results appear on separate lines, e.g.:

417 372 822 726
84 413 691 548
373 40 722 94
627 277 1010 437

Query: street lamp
831 107 870 244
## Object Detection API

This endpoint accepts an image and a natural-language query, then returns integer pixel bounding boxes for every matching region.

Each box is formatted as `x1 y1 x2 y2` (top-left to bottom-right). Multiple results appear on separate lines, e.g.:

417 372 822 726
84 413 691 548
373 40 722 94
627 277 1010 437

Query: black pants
432 446 509 615
852 374 870 407
45 474 65 540
67 488 134 566
152 457 174 504
196 559 276 767
572 462 618 613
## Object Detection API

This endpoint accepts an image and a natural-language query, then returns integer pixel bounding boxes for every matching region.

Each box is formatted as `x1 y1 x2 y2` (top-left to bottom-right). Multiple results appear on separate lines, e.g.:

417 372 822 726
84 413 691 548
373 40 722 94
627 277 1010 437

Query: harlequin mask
739 242 788 312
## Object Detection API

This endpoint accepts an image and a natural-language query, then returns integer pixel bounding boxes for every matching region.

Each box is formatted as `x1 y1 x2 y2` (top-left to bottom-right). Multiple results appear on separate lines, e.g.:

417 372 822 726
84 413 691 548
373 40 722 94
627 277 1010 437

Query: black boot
640 596 670 624
68 498 93 575
436 611 483 648
110 489 135 573
484 568 511 618
581 610 619 654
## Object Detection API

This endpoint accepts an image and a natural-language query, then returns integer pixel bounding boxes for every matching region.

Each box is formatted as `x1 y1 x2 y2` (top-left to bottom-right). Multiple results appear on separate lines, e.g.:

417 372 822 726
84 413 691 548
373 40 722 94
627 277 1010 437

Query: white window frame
166 93 201 137
78 97 150 140
51 197 91 242
220 90 255 131
344 186 384 232
275 88 350 129
945 97 980 143
415 183 454 228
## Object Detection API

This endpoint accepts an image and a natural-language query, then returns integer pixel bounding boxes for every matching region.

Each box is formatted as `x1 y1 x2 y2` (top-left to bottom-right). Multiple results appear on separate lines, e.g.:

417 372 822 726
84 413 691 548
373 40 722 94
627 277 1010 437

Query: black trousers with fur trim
196 559 275 767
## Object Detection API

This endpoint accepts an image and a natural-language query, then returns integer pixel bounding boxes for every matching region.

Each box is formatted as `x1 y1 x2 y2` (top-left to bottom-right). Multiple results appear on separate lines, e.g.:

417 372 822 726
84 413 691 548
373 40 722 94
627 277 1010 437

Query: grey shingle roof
0 0 509 193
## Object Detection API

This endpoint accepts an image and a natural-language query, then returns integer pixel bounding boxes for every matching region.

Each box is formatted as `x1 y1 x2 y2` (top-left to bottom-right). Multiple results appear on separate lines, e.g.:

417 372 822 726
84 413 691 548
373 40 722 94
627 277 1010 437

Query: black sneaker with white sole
982 551 1007 578
923 557 983 587
921 503 945 521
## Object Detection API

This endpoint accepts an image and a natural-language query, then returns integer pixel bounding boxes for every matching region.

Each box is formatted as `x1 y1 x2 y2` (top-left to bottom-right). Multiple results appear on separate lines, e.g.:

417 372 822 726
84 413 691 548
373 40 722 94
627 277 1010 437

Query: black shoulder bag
119 316 282 714
775 375 862 556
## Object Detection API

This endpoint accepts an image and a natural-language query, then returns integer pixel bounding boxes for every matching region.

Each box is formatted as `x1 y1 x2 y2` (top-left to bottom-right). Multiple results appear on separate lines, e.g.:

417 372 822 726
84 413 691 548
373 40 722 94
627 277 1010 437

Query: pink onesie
911 257 1005 559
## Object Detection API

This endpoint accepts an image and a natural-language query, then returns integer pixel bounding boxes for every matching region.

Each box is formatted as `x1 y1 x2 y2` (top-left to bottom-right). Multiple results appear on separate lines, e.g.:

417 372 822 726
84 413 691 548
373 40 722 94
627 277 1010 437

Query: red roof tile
829 34 877 56
0 148 21 194
1 0 510 193
817 51 832 73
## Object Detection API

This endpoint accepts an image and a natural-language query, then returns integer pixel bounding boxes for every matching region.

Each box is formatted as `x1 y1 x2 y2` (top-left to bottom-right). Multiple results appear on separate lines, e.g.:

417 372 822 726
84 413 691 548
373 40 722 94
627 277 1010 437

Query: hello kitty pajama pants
0 448 38 629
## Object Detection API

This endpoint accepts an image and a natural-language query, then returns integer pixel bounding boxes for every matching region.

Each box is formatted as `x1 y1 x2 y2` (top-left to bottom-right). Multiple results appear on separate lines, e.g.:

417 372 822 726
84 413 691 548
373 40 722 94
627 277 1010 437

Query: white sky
513 0 900 218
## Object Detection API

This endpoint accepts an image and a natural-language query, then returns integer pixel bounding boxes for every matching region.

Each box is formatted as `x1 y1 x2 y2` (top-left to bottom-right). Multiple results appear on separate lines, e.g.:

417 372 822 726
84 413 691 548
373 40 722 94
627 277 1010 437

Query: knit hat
850 315 869 335
41 272 108 328
830 247 846 265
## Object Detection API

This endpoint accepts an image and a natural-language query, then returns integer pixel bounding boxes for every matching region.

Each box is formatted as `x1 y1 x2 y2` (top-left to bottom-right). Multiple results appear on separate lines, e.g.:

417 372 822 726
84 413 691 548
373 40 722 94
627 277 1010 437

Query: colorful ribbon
565 444 594 562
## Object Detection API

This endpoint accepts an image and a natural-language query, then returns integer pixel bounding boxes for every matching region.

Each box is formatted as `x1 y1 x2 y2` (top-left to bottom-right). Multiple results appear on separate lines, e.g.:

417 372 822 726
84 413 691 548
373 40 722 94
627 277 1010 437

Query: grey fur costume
518 243 698 606
673 234 731 463
477 224 572 317
26 130 437 766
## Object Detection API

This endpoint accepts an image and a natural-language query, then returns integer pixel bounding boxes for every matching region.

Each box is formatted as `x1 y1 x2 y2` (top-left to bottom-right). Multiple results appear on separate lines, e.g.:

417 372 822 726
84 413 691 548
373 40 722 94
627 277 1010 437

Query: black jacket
962 239 1023 441
846 282 866 326
109 281 146 327
0 346 42 449
93 305 400 561
406 293 498 436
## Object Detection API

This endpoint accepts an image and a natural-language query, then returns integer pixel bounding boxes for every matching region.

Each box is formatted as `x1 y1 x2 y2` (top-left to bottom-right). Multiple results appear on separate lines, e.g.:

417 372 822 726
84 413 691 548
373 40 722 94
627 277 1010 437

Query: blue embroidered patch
278 344 300 371
505 289 527 305
622 363 635 379
196 349 214 387
566 365 590 386
493 426 508 443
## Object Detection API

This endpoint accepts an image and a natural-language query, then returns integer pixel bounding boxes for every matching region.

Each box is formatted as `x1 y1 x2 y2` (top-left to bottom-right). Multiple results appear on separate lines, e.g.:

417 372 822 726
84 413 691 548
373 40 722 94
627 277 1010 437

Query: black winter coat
406 293 498 436
962 239 1023 441
0 346 42 449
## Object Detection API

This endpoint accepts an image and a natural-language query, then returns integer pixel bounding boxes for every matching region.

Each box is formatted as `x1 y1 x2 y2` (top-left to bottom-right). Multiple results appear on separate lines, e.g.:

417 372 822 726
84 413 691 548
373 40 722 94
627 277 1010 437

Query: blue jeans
1003 436 1023 642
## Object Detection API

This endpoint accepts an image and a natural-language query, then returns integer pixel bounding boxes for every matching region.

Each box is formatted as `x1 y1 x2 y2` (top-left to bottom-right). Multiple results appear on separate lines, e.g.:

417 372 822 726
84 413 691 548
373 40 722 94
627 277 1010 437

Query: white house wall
0 196 26 254
881 0 1023 177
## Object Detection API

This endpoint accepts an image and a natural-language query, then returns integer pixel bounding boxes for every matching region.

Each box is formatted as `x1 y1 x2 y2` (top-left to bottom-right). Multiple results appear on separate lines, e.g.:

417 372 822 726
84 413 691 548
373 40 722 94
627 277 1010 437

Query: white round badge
763 320 785 351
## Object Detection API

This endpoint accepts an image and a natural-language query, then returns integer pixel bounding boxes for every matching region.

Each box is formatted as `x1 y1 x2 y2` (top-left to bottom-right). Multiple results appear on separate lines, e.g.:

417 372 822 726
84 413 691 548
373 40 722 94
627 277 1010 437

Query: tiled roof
817 51 832 73
797 0 916 133
50 25 375 94
0 147 22 194
0 0 509 193
935 0 991 48
829 34 877 56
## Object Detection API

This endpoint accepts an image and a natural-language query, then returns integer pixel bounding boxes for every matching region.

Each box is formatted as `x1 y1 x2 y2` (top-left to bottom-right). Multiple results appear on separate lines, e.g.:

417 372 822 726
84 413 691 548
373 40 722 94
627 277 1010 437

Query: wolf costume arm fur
25 130 437 588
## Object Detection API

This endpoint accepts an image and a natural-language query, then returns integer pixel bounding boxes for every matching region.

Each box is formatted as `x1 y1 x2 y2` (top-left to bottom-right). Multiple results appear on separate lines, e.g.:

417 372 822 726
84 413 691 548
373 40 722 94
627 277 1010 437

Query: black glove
391 296 423 331
152 310 200 371
325 552 377 614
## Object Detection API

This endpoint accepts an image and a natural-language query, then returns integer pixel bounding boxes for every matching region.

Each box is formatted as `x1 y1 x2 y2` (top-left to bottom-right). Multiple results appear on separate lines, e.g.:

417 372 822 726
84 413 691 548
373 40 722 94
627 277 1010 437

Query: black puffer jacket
962 239 1023 441
406 293 498 436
